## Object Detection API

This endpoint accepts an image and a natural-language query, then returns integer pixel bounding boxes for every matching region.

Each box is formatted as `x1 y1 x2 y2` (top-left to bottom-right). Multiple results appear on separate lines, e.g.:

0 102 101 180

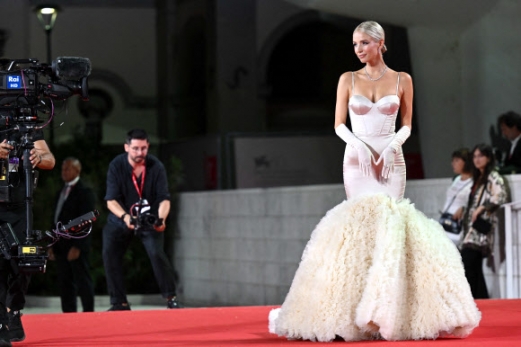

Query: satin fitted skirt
343 133 406 200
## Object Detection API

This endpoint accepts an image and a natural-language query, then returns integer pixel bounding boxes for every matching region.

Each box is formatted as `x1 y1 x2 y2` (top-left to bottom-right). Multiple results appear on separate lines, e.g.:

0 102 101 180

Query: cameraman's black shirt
104 153 170 225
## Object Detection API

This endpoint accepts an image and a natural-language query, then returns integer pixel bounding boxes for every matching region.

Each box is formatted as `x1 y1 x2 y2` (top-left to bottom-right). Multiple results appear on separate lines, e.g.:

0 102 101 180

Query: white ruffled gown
268 91 481 342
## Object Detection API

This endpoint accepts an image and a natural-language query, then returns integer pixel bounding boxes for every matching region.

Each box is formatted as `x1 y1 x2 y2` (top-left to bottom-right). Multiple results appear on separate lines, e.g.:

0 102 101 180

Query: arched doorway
173 16 207 138
259 14 423 177
264 19 357 132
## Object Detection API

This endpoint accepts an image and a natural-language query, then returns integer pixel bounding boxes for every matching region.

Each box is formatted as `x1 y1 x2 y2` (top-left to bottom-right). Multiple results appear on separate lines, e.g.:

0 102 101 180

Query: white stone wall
175 175 521 306
175 184 344 306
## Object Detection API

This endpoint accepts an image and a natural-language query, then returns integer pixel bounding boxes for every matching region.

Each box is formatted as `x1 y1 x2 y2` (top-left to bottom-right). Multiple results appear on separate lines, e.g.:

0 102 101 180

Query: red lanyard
132 167 146 199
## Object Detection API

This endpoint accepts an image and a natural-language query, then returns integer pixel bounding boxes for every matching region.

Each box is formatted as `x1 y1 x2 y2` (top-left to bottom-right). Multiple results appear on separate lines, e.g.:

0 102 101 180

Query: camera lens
145 215 156 225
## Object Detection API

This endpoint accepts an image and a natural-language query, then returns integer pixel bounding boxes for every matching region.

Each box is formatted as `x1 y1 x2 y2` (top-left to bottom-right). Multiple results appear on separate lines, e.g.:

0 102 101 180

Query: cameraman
102 129 180 311
0 133 55 344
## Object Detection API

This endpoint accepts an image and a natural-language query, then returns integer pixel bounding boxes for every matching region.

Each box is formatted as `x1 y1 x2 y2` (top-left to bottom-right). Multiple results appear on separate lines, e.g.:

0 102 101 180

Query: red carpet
20 299 521 346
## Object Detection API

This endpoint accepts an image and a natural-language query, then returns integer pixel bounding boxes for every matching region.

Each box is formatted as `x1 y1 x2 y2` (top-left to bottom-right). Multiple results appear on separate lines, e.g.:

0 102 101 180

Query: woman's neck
460 172 472 180
365 60 386 73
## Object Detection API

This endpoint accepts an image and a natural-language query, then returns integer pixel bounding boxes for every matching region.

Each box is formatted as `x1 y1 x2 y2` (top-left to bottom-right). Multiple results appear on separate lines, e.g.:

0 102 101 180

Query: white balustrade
502 201 521 298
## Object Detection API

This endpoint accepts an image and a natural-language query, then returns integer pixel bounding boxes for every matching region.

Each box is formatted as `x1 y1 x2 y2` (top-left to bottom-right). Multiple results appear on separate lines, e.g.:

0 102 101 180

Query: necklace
364 65 388 81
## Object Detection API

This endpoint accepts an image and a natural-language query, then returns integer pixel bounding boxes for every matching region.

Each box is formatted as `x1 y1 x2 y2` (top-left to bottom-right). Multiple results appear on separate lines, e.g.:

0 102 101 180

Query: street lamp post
35 5 60 146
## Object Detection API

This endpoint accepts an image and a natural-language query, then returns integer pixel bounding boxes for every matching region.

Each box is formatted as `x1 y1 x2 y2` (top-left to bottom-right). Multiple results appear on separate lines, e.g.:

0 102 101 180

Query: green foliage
164 156 185 261
167 156 185 194
28 133 184 297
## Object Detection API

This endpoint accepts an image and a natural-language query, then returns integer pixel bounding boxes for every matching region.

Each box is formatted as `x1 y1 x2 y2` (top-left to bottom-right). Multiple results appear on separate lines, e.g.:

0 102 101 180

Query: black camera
0 210 99 274
0 56 93 273
130 199 163 231
0 223 47 273
0 56 92 202
131 212 163 231
0 56 90 129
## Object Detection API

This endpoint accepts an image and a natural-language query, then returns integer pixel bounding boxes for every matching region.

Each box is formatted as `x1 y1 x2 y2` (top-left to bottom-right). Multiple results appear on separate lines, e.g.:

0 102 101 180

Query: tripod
19 131 39 244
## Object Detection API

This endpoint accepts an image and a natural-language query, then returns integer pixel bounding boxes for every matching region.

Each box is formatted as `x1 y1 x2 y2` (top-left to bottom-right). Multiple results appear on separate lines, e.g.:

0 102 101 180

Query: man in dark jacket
498 111 521 174
50 157 96 312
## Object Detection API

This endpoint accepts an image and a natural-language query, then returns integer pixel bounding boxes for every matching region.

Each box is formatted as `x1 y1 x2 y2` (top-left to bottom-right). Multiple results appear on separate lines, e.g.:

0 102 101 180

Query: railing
503 201 521 298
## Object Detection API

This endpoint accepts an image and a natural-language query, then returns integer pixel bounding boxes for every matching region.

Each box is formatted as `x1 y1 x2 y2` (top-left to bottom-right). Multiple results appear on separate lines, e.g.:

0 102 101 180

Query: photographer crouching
102 129 181 311
0 133 55 345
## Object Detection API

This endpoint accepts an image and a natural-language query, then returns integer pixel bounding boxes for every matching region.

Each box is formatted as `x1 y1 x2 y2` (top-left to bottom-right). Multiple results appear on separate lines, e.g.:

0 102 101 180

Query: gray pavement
23 294 170 314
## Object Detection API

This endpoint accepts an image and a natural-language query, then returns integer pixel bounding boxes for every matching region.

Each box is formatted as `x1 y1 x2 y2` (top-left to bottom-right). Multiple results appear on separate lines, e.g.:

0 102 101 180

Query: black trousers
0 206 31 325
54 243 94 312
461 247 489 299
102 221 177 305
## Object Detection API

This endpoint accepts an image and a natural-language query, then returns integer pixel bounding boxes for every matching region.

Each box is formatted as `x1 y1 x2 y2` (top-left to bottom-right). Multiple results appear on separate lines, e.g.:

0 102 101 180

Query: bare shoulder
397 71 413 85
338 71 353 83
337 71 353 90
395 71 412 94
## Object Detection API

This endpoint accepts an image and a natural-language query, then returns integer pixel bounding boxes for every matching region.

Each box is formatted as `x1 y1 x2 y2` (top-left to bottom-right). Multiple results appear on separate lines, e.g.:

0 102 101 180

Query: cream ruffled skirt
269 194 481 342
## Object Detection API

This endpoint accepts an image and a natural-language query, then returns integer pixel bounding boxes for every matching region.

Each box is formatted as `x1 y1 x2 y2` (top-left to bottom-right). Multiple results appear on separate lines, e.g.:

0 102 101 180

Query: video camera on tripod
0 56 94 273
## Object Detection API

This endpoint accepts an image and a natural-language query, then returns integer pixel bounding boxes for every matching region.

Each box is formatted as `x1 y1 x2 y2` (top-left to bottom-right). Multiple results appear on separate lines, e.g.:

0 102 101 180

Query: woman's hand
376 146 396 179
353 141 374 176
453 206 464 221
335 124 374 176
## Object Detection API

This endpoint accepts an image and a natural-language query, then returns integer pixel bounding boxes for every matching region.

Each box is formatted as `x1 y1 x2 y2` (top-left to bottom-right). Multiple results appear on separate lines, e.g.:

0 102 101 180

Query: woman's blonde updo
354 21 387 53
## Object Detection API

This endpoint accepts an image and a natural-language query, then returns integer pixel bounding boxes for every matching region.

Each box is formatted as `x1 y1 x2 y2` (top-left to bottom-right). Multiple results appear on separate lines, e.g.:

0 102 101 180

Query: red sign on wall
205 155 218 189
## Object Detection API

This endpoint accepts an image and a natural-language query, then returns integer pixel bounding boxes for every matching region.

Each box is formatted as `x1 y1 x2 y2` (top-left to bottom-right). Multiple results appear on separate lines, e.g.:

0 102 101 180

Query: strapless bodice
349 94 400 136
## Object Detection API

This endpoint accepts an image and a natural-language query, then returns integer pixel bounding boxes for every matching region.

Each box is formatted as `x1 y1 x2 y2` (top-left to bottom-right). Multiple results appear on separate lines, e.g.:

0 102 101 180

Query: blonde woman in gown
268 21 481 342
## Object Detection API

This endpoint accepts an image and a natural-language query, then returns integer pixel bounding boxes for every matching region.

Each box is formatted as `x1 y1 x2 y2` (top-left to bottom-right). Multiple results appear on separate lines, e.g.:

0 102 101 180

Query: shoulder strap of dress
351 71 355 92
396 72 401 95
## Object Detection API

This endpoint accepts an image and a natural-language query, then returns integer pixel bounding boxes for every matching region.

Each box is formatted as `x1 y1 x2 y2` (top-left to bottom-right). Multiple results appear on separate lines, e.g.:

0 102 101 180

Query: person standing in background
498 111 521 174
49 157 96 313
440 148 473 245
460 144 508 299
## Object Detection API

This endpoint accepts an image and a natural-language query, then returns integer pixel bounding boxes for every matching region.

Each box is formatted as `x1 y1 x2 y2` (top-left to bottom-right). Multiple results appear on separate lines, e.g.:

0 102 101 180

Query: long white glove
335 124 374 176
376 125 411 179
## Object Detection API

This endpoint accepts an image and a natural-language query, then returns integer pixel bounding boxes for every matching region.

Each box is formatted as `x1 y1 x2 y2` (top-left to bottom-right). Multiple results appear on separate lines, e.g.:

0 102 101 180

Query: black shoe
167 297 182 309
0 324 11 347
107 303 131 311
7 311 23 343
